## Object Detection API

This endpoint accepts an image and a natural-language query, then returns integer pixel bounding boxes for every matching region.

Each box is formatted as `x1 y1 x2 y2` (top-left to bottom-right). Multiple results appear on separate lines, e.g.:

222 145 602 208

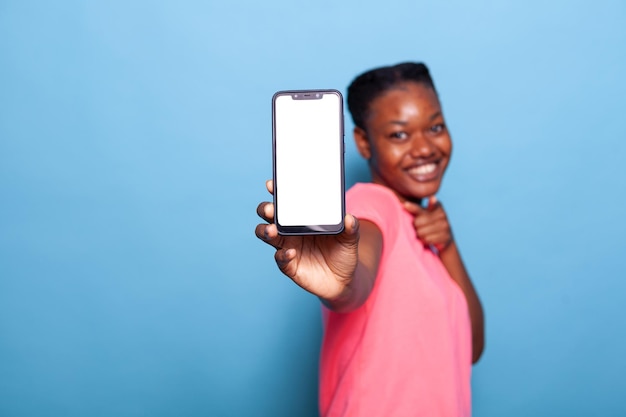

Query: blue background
1 1 625 416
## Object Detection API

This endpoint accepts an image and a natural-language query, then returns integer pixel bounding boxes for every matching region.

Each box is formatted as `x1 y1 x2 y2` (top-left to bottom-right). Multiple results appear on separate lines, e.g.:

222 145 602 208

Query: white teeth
410 163 437 175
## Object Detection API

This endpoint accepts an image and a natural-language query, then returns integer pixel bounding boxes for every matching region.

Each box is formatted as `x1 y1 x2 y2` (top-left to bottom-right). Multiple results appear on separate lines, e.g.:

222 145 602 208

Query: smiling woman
255 62 484 417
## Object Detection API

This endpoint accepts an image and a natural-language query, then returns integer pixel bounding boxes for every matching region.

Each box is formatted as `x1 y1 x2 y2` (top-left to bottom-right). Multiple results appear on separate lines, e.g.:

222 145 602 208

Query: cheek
391 148 406 163
437 135 453 156
375 146 405 164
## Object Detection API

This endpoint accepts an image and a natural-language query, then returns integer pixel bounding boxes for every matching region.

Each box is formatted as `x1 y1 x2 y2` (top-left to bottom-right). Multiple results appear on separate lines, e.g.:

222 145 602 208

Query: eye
429 123 445 134
389 131 409 140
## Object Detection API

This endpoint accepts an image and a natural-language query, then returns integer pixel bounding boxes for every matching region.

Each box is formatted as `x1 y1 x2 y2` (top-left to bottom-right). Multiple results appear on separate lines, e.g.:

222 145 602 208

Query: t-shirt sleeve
346 183 400 239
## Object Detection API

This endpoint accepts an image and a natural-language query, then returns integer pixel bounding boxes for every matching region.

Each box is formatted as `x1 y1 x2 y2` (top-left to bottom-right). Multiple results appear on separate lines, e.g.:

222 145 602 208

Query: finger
266 179 274 195
275 247 298 277
414 217 452 243
256 201 274 223
428 199 446 216
427 195 437 211
335 214 360 245
415 219 444 235
413 209 447 228
344 214 359 236
254 222 285 250
414 214 450 237
419 230 452 247
403 200 427 215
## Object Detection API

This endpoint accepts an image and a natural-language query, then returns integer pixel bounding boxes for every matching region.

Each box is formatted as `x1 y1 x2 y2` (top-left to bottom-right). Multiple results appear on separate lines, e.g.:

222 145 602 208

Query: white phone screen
273 91 344 233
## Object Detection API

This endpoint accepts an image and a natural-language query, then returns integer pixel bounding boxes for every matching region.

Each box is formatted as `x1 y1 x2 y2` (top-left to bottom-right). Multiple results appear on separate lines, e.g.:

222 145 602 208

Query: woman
256 62 484 417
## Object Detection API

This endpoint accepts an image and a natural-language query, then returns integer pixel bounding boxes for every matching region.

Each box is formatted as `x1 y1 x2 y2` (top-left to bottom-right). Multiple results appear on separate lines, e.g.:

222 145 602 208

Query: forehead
368 82 441 122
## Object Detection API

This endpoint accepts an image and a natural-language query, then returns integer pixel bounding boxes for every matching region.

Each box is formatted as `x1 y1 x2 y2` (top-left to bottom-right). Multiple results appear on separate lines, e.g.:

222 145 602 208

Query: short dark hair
347 62 437 130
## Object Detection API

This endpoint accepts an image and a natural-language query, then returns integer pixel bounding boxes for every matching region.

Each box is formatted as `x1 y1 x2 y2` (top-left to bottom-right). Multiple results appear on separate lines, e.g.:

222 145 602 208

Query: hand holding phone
255 179 360 302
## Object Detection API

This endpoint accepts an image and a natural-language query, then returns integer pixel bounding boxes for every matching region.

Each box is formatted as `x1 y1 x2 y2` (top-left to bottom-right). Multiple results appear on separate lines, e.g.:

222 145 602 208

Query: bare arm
439 241 485 363
321 220 382 313
404 198 485 363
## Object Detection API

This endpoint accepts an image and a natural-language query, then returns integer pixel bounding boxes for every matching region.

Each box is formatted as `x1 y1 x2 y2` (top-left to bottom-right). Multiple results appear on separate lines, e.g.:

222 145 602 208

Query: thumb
427 195 438 211
337 214 359 243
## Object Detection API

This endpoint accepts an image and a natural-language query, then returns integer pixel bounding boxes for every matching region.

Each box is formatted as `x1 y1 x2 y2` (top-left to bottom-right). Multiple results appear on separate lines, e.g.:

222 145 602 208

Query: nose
409 134 435 158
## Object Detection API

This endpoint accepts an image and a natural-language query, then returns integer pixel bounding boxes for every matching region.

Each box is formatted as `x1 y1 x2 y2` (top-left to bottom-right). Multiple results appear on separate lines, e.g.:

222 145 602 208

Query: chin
408 182 441 199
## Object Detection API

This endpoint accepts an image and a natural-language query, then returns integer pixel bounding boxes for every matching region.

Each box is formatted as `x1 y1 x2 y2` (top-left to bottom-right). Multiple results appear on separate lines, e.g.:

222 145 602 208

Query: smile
406 162 440 182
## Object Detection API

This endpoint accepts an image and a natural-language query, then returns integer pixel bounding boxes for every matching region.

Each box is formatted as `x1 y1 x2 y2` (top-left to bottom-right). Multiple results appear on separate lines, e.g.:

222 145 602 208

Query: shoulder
347 183 404 236
347 183 402 212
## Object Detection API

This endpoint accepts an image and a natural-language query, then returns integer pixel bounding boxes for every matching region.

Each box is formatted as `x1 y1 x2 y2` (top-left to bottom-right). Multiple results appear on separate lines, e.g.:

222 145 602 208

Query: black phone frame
271 89 345 235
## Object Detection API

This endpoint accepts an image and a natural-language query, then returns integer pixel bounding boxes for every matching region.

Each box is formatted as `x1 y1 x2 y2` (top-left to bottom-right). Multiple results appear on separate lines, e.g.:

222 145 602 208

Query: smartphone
272 89 345 235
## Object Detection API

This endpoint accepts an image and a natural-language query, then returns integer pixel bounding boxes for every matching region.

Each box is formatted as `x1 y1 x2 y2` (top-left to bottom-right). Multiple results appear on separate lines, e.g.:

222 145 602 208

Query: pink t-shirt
319 183 472 417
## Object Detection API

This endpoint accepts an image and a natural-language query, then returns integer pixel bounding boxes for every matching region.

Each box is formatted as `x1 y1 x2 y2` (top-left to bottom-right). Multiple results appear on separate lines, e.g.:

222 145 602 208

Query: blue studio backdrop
1 1 625 416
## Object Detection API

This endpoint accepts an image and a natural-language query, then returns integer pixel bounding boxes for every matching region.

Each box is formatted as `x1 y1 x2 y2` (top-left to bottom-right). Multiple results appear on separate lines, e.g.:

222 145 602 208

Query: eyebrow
387 111 442 125
429 111 442 121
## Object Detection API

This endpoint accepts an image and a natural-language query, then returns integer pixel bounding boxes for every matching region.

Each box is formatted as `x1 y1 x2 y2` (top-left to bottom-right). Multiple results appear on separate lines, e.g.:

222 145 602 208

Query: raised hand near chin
403 196 453 253
255 180 360 301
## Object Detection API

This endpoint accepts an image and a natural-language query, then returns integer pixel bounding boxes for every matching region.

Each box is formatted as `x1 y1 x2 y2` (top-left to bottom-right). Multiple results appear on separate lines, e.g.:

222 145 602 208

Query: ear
353 127 371 160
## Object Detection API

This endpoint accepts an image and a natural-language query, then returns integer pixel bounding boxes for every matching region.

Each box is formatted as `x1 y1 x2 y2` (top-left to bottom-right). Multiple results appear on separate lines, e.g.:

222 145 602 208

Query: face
354 82 452 202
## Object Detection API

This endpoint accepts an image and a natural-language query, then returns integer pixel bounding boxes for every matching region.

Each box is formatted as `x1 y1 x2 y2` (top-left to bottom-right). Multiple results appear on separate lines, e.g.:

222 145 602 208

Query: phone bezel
271 89 345 235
